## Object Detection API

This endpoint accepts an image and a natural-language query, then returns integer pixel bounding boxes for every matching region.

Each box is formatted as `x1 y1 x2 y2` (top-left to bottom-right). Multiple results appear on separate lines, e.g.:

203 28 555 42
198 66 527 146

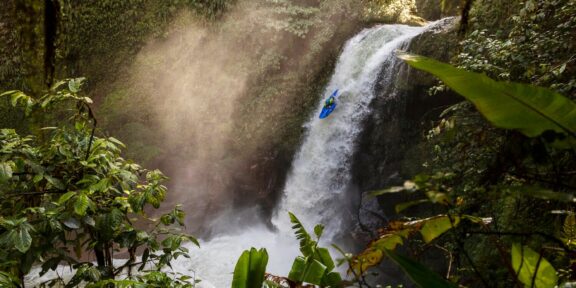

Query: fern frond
288 212 315 257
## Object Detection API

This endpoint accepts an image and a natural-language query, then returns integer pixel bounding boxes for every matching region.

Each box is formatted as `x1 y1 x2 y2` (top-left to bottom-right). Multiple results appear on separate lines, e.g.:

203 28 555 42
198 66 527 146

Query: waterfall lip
273 23 428 231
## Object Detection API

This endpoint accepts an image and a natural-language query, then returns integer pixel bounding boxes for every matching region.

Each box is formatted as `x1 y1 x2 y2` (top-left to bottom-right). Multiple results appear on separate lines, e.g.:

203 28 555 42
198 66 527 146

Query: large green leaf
288 256 307 282
420 215 460 243
322 271 343 288
398 53 576 138
315 247 335 271
232 248 269 288
302 259 327 285
74 193 90 216
385 250 457 288
511 243 558 288
5 221 34 253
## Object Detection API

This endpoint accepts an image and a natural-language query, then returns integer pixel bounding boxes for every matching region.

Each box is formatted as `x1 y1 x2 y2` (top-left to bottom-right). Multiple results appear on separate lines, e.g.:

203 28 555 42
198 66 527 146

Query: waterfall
25 20 448 288
272 24 425 237
174 23 430 288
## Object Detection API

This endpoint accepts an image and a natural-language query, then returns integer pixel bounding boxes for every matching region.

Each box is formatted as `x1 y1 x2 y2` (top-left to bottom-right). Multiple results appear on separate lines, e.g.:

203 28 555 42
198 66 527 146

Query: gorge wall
351 17 461 236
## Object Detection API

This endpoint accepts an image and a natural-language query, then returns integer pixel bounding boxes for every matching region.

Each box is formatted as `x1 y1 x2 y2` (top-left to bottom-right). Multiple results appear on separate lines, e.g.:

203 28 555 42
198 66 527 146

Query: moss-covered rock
361 0 461 25
415 0 461 20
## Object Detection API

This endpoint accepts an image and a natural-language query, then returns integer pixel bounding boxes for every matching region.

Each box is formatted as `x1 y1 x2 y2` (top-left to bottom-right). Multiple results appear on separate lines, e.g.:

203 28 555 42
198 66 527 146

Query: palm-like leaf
398 53 576 139
232 248 269 288
289 212 315 256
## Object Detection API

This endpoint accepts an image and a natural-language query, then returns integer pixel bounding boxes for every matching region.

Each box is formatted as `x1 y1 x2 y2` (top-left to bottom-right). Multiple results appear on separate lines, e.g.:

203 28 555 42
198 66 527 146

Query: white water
272 24 425 237
174 23 428 288
26 22 439 288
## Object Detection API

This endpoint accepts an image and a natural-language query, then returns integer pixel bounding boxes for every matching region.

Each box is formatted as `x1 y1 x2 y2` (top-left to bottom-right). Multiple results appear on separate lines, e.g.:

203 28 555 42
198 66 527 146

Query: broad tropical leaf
351 230 407 275
301 259 326 285
350 248 384 276
288 256 307 282
315 247 335 271
322 271 343 287
232 248 269 288
395 199 430 213
385 250 457 288
398 53 576 139
353 215 488 275
288 257 327 285
511 243 558 288
11 221 34 253
420 215 460 243
58 191 77 205
74 193 90 216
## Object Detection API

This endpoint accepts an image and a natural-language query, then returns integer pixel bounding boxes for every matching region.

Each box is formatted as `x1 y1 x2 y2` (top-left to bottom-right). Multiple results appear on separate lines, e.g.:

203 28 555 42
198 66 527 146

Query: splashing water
26 20 453 288
173 23 430 288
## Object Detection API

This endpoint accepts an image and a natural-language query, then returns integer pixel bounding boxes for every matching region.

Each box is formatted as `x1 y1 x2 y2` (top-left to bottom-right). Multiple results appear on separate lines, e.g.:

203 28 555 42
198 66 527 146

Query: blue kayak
319 89 339 119
319 103 337 119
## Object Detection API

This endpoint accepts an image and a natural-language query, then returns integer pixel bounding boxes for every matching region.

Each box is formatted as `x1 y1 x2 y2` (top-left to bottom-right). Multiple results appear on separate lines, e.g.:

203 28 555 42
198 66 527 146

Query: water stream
176 23 428 288
27 21 444 288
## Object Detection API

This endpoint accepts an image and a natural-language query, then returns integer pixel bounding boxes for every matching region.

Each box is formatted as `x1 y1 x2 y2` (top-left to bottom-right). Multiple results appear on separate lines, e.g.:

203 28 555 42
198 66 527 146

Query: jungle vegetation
0 0 575 287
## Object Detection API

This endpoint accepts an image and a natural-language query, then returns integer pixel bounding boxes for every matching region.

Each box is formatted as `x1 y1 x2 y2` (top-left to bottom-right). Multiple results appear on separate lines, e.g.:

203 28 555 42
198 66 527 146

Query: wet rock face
352 18 460 231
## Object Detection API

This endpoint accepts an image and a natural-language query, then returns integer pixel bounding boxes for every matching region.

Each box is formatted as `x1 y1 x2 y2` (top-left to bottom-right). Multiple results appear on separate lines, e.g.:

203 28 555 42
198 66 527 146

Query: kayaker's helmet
326 97 334 105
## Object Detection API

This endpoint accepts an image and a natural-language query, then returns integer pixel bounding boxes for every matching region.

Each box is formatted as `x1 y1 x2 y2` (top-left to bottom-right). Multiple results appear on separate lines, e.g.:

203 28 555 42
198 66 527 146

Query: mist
100 0 362 235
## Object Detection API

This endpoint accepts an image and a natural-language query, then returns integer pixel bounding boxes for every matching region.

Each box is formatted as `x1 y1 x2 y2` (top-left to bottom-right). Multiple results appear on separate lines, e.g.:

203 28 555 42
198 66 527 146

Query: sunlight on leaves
511 243 558 288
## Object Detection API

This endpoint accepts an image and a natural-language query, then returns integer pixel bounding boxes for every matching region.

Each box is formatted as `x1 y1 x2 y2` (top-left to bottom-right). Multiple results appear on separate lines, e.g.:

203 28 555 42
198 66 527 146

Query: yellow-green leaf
74 193 90 216
563 213 576 247
420 215 460 243
511 243 558 288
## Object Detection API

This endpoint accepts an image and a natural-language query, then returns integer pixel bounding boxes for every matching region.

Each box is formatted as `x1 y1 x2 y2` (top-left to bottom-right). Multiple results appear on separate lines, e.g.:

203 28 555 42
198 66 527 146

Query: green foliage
351 213 491 276
260 0 320 37
286 213 342 287
384 250 457 288
360 0 425 25
511 243 558 288
232 248 269 288
461 0 576 97
57 0 232 83
0 79 197 286
399 53 576 140
0 271 21 288
562 213 576 249
231 214 343 288
356 9 576 284
87 271 196 288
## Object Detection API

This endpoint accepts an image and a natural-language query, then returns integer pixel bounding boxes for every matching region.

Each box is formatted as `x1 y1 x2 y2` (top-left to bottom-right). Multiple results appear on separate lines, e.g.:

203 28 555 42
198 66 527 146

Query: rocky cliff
351 17 460 230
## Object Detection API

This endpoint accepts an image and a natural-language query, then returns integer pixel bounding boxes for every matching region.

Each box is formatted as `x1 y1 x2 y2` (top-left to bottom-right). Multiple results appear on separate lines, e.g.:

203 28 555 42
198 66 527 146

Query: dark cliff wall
352 17 460 228
349 17 460 286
